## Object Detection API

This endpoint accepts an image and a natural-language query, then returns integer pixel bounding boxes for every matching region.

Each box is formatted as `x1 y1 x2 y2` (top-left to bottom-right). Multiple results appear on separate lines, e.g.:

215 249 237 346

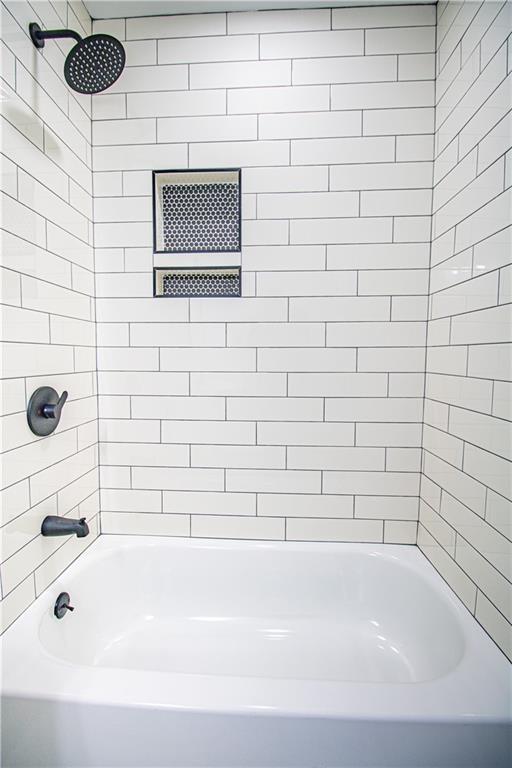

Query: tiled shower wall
419 0 512 660
92 4 436 544
0 0 99 632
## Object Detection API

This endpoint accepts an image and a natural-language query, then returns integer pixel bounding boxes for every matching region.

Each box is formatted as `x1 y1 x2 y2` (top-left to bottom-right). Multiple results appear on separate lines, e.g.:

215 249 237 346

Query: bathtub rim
1 534 511 724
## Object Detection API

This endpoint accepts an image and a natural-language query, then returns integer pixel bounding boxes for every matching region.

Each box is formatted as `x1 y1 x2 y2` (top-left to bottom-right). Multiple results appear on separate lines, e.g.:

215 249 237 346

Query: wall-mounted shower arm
29 23 81 49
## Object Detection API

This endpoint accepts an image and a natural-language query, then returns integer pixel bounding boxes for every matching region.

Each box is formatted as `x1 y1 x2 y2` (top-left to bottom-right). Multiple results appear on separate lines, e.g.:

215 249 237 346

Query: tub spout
41 515 89 538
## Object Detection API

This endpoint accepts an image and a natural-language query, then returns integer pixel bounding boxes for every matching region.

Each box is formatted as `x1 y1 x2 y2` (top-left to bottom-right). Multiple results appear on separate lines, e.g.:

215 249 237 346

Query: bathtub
1 535 511 767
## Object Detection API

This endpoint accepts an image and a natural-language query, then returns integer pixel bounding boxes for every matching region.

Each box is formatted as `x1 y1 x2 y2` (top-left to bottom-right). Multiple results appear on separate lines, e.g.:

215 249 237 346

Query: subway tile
288 372 387 398
101 512 189 537
359 269 429 295
130 322 225 347
292 136 395 166
451 303 512 346
192 514 284 540
191 372 286 397
163 489 257 517
96 298 188 322
399 53 435 81
259 493 353 518
97 347 159 371
384 520 417 544
226 468 320 494
261 29 363 59
293 55 396 85
159 34 258 65
192 444 285 469
100 442 189 468
258 348 356 372
324 470 419 496
391 295 429 322
356 496 418 521
326 398 423 423
257 422 354 447
258 192 359 220
93 118 155 146
93 143 187 172
393 216 432 242
361 190 432 217
327 321 426 347
101 488 161 513
161 348 255 372
333 4 435 29
330 161 432 191
356 423 422 447
132 466 223 492
327 242 430 270
228 397 323 422
127 89 226 118
98 372 188 395
365 26 435 55
228 322 325 347
260 108 358 141
190 60 291 89
131 396 225 421
288 446 384 471
333 81 434 111
191 297 287 323
243 167 327 193
229 85 329 114
291 217 392 245
99 419 160 443
287 518 383 543
162 420 255 445
290 297 390 322
426 346 468 377
126 13 225 40
357 347 426 372
228 8 330 34
158 115 257 143
243 219 288 246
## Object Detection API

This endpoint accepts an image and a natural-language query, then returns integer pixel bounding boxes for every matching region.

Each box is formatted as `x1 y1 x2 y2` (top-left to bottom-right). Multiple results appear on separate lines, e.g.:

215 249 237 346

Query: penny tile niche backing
152 168 242 298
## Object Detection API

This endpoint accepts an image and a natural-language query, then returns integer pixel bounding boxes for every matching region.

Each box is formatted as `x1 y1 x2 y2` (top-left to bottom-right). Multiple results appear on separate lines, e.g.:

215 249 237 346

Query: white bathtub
1 535 511 767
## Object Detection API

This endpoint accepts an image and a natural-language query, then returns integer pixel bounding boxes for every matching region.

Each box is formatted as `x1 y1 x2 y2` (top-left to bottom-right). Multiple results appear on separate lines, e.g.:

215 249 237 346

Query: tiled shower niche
153 266 242 298
152 168 241 254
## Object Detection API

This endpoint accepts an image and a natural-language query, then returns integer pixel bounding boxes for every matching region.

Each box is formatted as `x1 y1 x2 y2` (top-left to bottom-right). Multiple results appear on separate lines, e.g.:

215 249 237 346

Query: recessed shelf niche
152 168 241 254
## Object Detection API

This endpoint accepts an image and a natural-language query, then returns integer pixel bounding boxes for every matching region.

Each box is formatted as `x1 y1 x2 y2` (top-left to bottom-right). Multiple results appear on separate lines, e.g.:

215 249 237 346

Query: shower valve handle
43 390 68 420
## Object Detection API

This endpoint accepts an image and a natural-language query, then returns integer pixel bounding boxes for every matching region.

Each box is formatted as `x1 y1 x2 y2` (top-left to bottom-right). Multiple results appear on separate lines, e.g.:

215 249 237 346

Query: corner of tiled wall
0 0 99 633
419 0 512 661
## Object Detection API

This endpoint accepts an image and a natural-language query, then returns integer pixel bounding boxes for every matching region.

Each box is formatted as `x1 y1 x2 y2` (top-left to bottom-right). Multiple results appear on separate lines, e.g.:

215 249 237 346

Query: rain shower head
29 22 125 95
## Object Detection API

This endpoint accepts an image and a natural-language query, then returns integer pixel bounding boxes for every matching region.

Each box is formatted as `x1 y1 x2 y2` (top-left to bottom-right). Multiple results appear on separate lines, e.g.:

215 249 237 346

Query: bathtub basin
1 535 511 767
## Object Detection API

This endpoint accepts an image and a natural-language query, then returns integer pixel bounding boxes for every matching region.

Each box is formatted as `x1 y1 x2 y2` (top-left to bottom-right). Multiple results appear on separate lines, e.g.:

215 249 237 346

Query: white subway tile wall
0 0 99 632
420 0 512 661
92 5 435 557
1 1 510 664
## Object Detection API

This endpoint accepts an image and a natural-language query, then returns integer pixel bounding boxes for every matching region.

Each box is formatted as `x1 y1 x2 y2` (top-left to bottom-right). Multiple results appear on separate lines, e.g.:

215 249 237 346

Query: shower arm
29 23 81 49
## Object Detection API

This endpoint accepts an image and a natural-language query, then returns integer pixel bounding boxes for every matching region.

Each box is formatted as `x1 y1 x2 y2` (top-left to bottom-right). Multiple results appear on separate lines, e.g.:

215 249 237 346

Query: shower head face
64 34 125 94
